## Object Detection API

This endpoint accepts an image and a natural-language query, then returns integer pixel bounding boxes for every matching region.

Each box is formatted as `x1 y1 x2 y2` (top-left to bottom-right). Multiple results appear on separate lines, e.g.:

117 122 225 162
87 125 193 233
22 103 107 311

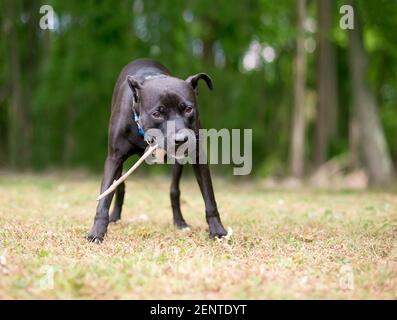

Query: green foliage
1 0 396 175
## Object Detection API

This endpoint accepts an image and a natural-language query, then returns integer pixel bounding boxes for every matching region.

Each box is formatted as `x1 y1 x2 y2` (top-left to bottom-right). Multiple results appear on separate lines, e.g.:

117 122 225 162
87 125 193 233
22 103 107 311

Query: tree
3 0 42 168
348 1 396 185
290 0 306 178
314 0 338 167
4 0 22 167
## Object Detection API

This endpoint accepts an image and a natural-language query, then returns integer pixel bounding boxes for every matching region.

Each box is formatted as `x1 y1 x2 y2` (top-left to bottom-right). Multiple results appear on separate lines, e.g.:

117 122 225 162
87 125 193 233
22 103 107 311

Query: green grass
0 172 396 299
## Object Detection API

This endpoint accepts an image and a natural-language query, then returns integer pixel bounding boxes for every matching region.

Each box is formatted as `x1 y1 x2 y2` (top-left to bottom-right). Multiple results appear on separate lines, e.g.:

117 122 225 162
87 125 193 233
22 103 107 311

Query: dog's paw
180 226 191 233
208 217 227 238
109 215 121 224
86 232 105 243
86 224 107 243
174 220 190 230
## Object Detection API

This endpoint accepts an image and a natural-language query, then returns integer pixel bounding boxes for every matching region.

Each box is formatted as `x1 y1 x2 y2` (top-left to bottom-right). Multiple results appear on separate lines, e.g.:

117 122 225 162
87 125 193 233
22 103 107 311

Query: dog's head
127 73 212 151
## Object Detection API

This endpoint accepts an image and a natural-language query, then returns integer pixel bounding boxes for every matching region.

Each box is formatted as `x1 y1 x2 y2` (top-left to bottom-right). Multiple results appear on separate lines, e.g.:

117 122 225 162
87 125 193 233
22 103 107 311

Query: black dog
87 59 227 242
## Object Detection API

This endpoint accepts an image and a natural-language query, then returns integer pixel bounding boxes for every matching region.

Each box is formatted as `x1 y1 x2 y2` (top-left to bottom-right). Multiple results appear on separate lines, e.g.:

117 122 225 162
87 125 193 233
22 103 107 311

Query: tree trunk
4 0 25 167
21 0 40 166
314 0 338 167
348 2 396 185
201 17 217 66
349 115 360 168
3 0 42 168
290 0 306 178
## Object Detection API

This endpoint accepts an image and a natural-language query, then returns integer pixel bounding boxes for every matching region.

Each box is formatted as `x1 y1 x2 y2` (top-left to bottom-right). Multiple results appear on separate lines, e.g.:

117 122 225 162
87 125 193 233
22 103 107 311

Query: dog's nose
174 132 189 144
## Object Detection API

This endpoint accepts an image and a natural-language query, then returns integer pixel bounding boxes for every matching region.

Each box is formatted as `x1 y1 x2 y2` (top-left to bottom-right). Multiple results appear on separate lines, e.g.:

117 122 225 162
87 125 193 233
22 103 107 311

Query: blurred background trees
0 0 396 186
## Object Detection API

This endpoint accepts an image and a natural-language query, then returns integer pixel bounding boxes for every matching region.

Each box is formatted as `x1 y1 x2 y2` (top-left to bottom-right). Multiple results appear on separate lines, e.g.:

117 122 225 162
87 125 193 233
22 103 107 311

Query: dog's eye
152 111 162 118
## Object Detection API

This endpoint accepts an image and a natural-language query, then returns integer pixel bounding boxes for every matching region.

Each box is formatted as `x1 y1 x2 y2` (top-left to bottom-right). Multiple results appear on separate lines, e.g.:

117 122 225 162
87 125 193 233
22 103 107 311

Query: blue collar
133 110 145 137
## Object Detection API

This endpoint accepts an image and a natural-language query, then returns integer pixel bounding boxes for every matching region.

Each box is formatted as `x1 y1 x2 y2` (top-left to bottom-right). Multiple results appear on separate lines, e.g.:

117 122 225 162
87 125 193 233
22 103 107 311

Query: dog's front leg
109 164 124 223
192 162 227 238
87 155 123 242
170 163 189 229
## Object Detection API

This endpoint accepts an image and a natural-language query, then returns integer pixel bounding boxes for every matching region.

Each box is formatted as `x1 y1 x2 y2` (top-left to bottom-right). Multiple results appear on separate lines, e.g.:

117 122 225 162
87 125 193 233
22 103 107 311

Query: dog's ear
127 75 142 103
186 73 213 94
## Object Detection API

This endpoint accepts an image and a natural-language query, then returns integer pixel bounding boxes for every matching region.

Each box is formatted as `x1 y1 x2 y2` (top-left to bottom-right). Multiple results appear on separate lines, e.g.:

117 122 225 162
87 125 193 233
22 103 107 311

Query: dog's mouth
146 134 192 161
169 152 188 160
145 135 156 145
161 146 190 160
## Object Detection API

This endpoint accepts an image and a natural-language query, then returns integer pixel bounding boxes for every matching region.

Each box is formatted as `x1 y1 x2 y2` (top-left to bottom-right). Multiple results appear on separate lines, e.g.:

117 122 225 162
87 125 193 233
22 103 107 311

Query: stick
96 144 158 201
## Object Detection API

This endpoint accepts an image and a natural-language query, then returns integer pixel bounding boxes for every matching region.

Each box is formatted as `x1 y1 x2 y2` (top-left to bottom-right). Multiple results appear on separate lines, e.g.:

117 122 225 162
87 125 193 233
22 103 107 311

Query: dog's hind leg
109 166 125 223
170 163 190 229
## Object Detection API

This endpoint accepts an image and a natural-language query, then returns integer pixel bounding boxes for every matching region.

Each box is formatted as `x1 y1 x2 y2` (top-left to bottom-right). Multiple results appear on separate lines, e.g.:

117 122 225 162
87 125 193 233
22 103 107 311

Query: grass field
0 172 396 299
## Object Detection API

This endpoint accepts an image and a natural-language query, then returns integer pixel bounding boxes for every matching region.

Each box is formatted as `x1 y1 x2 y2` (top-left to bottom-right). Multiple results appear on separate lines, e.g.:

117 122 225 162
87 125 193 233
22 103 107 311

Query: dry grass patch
0 173 396 299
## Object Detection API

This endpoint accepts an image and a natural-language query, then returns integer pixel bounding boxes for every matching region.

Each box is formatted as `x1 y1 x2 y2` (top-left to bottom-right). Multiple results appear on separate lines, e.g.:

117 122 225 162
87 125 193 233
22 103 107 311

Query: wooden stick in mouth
96 143 158 201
